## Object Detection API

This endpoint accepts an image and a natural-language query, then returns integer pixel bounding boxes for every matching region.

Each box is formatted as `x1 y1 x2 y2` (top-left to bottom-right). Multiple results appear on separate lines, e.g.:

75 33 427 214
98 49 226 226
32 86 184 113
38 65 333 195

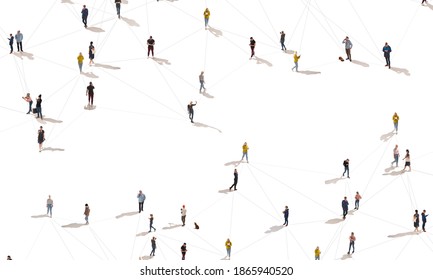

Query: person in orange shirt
354 191 362 210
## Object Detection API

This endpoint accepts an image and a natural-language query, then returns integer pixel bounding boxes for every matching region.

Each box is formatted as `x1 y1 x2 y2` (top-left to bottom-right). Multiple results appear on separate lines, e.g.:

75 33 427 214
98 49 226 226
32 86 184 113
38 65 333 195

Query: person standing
46 195 53 218
392 112 399 134
383 42 392 69
181 243 187 260
314 246 321 260
199 71 206 92
342 196 349 220
291 51 301 72
148 214 156 232
203 8 210 29
115 0 121 19
86 82 95 107
347 232 356 254
354 192 362 210
280 31 286 51
150 237 156 257
84 203 90 225
249 37 256 59
147 36 155 57
137 190 145 213
77 52 84 73
342 159 350 178
225 238 232 260
38 126 45 152
391 144 399 167
342 36 352 61
35 94 43 119
15 31 23 52
81 5 89 28
229 169 238 191
414 210 420 232
89 41 95 65
8 34 14 54
181 205 187 226
421 210 428 232
241 142 249 163
283 206 289 226
22 93 33 114
403 149 411 172
187 101 197 123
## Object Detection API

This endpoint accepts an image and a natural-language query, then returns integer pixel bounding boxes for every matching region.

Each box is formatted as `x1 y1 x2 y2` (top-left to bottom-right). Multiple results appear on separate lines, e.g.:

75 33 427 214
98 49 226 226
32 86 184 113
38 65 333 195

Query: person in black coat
229 169 238 191
81 5 89 28
342 197 349 220
38 126 45 152
8 34 14 54
36 94 43 119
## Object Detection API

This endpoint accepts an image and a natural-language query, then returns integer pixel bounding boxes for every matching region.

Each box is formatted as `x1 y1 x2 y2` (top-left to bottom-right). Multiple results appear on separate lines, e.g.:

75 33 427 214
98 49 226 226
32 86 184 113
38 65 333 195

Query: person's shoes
385 64 388 67
234 188 237 191
346 58 349 60
347 252 350 254
348 176 350 179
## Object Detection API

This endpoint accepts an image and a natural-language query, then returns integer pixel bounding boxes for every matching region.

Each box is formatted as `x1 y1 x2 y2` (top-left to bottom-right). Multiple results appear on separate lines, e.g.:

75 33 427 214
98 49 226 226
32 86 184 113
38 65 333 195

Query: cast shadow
43 118 63 123
224 160 241 167
199 90 214 99
31 214 48 218
136 231 149 237
298 70 321 75
391 67 410 76
82 72 99 78
218 189 233 194
115 211 138 219
62 223 86 228
351 60 369 67
388 231 419 238
384 166 396 173
341 253 352 260
348 209 355 216
35 118 46 124
94 63 121 70
208 26 222 37
84 105 96 110
284 50 295 55
14 52 34 60
383 169 405 176
162 223 181 230
265 225 284 234
380 131 394 142
325 218 343 224
43 147 65 152
427 3 433 10
193 122 222 133
122 17 140 27
220 256 230 260
139 256 152 260
324 177 344 184
87 27 105 33
152 57 171 65
254 56 272 67
61 0 74 4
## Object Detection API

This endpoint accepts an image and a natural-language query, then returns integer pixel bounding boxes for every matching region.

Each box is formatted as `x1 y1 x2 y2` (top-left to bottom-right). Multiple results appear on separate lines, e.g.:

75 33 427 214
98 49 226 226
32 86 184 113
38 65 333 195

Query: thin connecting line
286 0 311 51
186 227 222 255
312 0 340 45
298 0 312 52
400 173 418 211
90 227 117 260
395 234 414 260
26 218 47 259
50 219 75 260
236 191 280 222
25 0 58 47
97 106 184 121
229 192 235 237
130 212 142 260
286 226 311 260
257 0 279 41
158 28 203 55
203 29 208 71
12 56 27 93
395 4 421 52
252 161 335 176
156 232 221 256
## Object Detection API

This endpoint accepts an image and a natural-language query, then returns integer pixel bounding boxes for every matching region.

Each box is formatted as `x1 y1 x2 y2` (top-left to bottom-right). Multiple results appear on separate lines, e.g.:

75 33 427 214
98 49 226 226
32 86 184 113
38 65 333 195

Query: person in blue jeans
22 93 33 114
115 0 121 19
46 195 53 218
421 210 428 232
391 144 399 167
148 214 156 232
137 190 146 213
347 232 356 254
383 42 392 69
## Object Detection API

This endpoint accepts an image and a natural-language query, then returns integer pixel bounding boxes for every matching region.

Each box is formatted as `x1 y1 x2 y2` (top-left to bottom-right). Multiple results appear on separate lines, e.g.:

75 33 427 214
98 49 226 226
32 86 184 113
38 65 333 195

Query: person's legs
295 62 298 72
27 100 33 114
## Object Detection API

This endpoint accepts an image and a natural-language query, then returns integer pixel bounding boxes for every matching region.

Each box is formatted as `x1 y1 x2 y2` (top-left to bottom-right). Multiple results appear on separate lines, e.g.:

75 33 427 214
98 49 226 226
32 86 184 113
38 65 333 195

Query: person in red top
354 191 362 210
347 232 356 254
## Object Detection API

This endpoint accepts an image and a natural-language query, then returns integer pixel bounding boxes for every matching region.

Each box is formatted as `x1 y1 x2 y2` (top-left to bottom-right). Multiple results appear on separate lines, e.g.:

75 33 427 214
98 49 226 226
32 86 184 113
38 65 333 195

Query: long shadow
224 160 241 167
122 17 140 27
351 60 369 67
35 118 46 124
383 169 405 176
325 218 343 224
139 256 153 260
384 166 396 173
341 253 352 260
115 211 138 219
152 57 171 65
391 67 410 76
87 27 105 33
283 50 295 55
94 63 120 70
208 26 222 37
84 105 96 110
324 177 344 184
427 3 433 10
61 0 74 4
136 231 149 237
265 225 284 234
388 231 419 238
162 223 181 230
43 118 63 123
14 52 34 60
193 122 222 133
254 56 272 67
82 72 99 78
31 214 48 219
380 131 394 142
298 70 321 75
43 147 65 152
199 90 214 99
218 189 232 194
62 223 86 228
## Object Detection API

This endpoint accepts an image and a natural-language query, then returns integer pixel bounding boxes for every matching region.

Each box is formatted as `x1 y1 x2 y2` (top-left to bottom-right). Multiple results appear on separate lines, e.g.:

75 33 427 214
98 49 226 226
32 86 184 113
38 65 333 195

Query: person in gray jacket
15 31 23 52
137 190 146 213
342 36 352 61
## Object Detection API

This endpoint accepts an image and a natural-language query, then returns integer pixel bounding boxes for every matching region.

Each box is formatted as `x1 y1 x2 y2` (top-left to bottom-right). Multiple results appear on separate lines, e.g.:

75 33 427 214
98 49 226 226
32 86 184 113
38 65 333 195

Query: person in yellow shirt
77 52 84 73
392 112 399 134
292 51 301 72
314 246 321 260
225 238 232 260
204 8 210 29
241 142 249 163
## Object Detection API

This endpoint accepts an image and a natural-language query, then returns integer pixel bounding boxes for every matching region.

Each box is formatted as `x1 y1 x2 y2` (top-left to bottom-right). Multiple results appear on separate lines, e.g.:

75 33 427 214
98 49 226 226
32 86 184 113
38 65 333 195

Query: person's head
182 205 185 208
89 82 92 85
17 30 20 34
395 144 398 148
10 34 12 36
250 37 253 39
415 209 418 213
244 142 247 145
406 149 409 153
227 238 230 241
150 214 153 217
83 5 86 8
26 93 30 97
38 94 41 98
285 206 288 209
385 42 388 46
150 36 152 39
48 195 51 198
139 190 142 193
85 203 88 207
39 126 43 129
201 71 204 74
90 41 93 45
351 232 354 235
356 191 359 194
345 36 349 39
423 210 426 213
234 168 237 172
344 196 347 200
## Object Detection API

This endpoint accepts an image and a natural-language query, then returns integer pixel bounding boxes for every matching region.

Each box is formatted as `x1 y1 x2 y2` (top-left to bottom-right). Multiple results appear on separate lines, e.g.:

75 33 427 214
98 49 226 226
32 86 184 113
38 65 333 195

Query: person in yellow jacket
314 246 321 260
392 112 399 134
204 8 210 29
77 52 84 73
292 51 301 72
241 142 249 163
225 238 232 259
